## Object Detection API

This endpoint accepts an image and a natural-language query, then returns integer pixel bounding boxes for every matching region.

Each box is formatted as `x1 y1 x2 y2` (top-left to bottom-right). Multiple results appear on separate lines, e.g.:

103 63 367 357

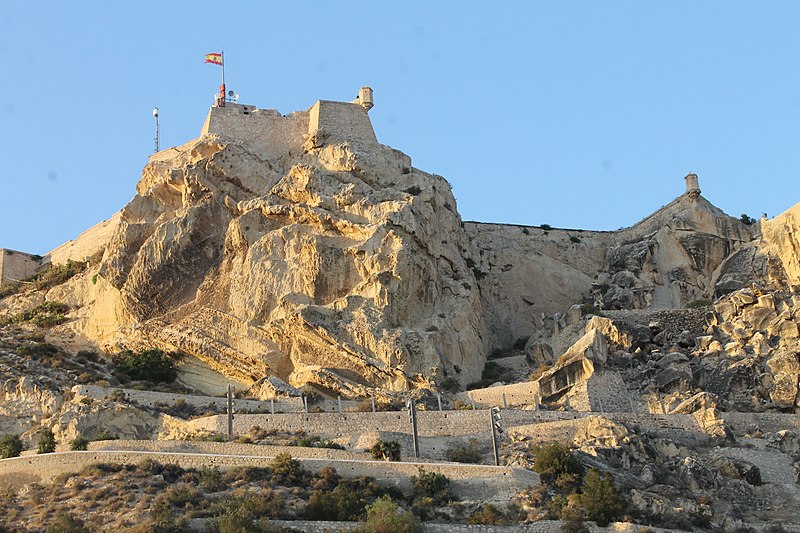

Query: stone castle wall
0 249 41 284
200 104 309 159
308 100 377 144
199 98 377 160
46 211 122 266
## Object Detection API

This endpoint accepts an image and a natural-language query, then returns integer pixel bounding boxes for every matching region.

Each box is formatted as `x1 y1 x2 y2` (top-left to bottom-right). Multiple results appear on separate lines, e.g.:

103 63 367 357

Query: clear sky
1 1 798 254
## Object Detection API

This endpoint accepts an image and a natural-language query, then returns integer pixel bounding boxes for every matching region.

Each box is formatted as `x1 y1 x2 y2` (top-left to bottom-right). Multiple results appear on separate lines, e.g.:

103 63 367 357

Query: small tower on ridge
684 173 701 199
352 87 374 111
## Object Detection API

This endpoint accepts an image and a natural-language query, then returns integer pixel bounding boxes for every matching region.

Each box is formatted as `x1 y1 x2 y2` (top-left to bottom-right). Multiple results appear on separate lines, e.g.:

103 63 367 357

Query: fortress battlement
199 87 376 159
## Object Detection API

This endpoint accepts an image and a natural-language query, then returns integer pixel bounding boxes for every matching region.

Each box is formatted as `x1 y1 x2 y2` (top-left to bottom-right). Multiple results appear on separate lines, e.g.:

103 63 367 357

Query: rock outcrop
56 106 488 394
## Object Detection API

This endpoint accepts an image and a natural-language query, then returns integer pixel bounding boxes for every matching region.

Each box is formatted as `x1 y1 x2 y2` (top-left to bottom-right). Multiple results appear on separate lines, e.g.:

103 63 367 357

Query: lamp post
152 107 159 153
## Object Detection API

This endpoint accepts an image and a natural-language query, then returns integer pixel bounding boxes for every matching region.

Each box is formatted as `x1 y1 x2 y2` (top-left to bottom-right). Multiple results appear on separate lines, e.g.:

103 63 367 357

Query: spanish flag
204 53 223 65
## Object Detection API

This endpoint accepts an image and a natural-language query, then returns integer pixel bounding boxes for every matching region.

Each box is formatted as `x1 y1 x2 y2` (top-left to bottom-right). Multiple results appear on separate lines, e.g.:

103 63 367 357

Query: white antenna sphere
152 107 159 117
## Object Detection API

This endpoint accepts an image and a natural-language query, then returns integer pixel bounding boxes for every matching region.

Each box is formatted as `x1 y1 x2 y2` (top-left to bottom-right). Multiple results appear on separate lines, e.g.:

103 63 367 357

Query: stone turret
685 173 701 198
352 86 374 111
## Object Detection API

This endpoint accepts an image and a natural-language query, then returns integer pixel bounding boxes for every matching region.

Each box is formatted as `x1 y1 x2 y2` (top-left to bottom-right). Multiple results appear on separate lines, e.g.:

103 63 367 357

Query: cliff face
74 129 486 393
466 191 758 351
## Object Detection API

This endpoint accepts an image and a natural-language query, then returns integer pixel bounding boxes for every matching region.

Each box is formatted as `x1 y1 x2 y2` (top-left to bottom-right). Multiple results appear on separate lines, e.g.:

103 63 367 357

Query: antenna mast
152 107 159 153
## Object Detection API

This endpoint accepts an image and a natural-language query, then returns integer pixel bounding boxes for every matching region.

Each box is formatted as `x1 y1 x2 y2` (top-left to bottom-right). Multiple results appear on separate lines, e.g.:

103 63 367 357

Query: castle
199 86 378 159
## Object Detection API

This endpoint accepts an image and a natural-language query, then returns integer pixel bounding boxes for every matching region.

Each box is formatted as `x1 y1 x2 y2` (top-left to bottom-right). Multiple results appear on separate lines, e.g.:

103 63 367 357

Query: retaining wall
182 409 712 442
267 519 662 532
0 450 537 501
88 439 368 461
73 384 304 413
458 381 539 408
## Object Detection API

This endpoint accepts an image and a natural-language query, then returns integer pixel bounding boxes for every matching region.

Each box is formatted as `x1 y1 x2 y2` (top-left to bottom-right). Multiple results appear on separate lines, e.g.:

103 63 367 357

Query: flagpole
221 50 226 106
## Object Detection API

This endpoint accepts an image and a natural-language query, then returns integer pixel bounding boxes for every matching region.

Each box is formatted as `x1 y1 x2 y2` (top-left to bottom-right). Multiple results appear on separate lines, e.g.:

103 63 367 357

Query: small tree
37 428 56 454
532 442 581 484
364 495 422 533
70 436 89 451
114 348 179 383
578 469 624 527
411 467 452 505
370 439 401 461
0 434 23 458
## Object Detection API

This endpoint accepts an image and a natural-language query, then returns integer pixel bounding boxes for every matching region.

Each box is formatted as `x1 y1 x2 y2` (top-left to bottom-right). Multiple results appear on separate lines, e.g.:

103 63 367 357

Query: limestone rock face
72 132 486 393
0 377 64 435
760 202 800 288
466 192 755 350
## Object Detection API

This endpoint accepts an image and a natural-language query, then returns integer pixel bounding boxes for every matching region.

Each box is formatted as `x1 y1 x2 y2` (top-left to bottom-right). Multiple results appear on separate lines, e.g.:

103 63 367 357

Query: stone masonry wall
457 381 539 408
308 100 377 145
46 211 122 265
0 450 536 501
183 409 709 440
267 519 663 532
73 384 304 413
200 103 309 159
0 249 41 284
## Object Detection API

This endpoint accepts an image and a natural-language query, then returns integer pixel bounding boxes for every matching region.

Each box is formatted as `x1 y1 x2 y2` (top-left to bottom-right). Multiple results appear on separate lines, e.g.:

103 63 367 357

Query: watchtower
352 87 374 111
684 173 701 198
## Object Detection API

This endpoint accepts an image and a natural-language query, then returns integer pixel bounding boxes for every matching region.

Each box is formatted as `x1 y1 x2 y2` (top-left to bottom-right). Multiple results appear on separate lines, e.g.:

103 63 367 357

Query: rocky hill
2 91 800 531
1 93 799 403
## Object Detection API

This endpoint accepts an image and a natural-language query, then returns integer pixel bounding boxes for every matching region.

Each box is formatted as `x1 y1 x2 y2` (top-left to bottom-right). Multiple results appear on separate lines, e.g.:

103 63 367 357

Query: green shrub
532 442 581 483
36 428 56 454
569 235 582 244
579 304 603 317
44 512 90 533
0 282 21 300
482 361 507 382
468 503 509 525
270 452 306 484
70 436 89 451
740 214 755 225
165 482 202 507
26 260 85 291
198 466 225 492
685 298 713 309
294 434 344 450
305 474 391 520
16 342 60 358
14 301 70 327
445 438 483 464
0 434 23 458
370 439 401 461
212 489 285 531
440 376 461 393
411 467 452 505
364 496 422 533
94 429 118 441
578 469 624 527
114 348 179 383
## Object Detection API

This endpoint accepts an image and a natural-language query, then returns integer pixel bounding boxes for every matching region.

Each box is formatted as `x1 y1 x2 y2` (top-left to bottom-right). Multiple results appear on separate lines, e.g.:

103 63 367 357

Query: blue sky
1 1 798 254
